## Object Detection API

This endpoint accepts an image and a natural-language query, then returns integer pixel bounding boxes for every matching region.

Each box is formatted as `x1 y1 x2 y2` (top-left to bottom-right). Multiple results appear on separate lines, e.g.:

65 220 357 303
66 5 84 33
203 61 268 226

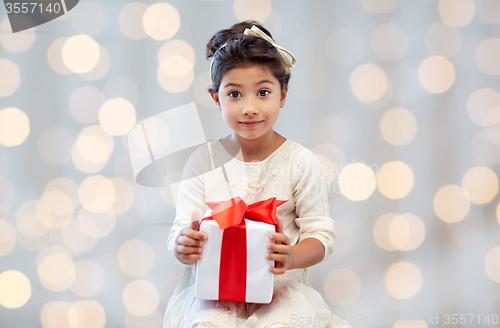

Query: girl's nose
242 97 259 115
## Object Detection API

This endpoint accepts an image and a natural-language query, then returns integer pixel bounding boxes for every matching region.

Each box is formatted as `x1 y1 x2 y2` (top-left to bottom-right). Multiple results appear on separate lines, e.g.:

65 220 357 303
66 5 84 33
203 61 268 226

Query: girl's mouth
241 121 262 127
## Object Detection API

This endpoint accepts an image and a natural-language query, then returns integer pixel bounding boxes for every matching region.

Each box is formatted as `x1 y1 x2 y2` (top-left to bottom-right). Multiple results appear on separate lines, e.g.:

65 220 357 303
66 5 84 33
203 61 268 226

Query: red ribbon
201 196 287 302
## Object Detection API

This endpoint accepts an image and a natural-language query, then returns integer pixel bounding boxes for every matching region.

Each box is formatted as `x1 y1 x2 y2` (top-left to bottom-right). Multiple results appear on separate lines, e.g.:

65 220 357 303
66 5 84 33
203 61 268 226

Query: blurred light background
1 0 500 327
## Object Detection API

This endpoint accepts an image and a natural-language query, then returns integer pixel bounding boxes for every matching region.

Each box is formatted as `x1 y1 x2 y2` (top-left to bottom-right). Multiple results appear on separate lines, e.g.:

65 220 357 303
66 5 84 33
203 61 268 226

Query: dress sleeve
166 144 209 266
291 148 336 262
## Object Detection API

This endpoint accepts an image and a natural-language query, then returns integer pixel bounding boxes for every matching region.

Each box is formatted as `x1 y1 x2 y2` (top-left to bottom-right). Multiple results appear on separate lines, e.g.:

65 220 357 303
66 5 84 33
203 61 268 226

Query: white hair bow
210 25 296 78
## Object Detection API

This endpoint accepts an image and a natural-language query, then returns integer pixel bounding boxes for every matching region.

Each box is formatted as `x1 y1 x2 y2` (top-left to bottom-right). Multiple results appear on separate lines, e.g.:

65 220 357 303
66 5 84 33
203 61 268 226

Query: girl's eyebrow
223 80 275 88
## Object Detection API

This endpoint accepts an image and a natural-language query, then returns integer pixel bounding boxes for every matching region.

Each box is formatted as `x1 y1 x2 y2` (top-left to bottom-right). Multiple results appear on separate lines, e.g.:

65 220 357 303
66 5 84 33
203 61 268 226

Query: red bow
202 196 287 230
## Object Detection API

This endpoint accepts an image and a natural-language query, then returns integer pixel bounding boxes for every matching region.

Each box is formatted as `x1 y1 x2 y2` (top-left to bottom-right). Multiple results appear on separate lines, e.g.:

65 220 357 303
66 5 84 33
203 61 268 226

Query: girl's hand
266 215 293 274
174 210 208 265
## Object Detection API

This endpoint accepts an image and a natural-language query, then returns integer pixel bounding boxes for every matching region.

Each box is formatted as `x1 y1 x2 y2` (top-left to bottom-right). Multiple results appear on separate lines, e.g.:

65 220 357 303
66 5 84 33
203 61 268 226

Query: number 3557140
5 2 62 14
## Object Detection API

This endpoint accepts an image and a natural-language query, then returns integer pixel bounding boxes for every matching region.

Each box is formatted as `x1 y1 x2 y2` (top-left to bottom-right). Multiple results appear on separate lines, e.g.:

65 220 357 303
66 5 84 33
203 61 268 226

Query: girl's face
211 64 287 142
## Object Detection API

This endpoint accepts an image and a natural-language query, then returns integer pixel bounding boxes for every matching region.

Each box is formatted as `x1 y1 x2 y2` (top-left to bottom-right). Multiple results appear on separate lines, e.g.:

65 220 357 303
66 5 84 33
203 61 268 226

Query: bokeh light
475 0 500 24
312 143 346 185
0 219 16 257
388 214 425 251
384 262 423 299
41 301 72 328
418 56 455 93
497 202 500 224
78 175 116 214
109 177 134 215
37 253 76 292
78 208 116 238
323 268 362 306
0 59 21 97
263 11 282 38
467 88 500 127
158 39 196 67
434 185 470 223
374 213 426 251
484 246 500 283
380 108 417 146
42 189 75 218
62 220 98 253
47 38 72 75
143 3 180 41
233 0 272 22
117 239 155 276
37 128 74 166
68 300 106 328
377 161 414 199
0 177 15 214
350 63 388 102
78 45 110 81
0 107 30 147
62 35 100 74
122 279 159 317
337 162 377 201
194 71 216 108
475 38 500 76
0 270 31 309
372 23 408 61
462 166 499 204
424 22 461 58
438 0 475 27
0 18 36 52
470 130 500 166
119 2 149 40
99 98 137 136
158 56 195 93
70 260 104 297
72 125 114 173
361 0 398 13
16 200 51 237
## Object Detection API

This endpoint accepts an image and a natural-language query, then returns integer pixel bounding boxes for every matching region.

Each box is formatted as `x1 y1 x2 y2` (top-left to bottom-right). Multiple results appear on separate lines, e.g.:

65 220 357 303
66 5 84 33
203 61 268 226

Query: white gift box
195 213 275 304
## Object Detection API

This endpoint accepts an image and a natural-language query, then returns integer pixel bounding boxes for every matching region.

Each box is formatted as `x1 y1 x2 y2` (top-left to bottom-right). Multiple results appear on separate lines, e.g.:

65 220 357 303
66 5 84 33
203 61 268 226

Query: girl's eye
228 91 240 98
259 90 270 96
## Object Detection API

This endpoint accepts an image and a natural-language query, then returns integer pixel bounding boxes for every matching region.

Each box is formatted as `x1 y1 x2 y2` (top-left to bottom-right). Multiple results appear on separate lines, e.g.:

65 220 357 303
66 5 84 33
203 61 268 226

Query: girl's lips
241 121 262 127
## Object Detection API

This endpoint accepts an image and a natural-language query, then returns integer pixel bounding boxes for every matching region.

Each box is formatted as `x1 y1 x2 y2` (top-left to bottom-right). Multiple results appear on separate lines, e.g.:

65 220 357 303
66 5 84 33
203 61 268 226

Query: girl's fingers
190 210 201 231
267 243 290 254
268 233 289 245
176 244 203 255
275 215 284 234
177 235 204 247
180 228 208 241
266 253 288 263
269 266 286 275
178 253 202 262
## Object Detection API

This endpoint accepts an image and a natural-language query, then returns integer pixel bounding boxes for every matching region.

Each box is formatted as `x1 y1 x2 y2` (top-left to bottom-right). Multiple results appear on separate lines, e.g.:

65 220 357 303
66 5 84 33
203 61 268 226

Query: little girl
164 20 351 328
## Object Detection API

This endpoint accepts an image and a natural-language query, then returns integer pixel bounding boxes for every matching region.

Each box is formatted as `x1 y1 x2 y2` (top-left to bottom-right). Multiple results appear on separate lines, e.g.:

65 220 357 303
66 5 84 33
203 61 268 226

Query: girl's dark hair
206 20 290 94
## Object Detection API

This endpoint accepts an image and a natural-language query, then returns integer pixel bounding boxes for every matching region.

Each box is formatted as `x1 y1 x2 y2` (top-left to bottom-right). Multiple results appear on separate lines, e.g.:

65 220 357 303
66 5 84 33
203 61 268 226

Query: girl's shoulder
285 139 319 165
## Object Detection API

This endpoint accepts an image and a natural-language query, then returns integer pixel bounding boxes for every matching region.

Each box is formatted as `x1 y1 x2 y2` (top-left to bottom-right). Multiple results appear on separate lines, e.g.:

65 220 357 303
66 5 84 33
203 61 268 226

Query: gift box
195 196 287 303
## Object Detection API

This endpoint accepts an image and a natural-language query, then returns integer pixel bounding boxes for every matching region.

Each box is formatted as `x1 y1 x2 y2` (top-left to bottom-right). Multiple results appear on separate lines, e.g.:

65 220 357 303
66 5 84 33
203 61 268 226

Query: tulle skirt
163 267 352 328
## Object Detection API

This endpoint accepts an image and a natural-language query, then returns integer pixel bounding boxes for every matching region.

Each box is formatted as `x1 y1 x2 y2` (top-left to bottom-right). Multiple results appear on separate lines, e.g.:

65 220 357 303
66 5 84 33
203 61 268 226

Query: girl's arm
289 237 324 270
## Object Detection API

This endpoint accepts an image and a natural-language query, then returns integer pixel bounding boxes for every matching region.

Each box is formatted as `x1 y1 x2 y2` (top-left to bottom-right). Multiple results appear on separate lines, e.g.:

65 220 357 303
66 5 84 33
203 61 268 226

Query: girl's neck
220 131 286 162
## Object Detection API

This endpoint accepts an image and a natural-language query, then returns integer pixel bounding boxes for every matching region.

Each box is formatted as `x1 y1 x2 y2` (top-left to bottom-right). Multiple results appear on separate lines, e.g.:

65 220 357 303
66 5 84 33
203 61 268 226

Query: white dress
164 139 352 328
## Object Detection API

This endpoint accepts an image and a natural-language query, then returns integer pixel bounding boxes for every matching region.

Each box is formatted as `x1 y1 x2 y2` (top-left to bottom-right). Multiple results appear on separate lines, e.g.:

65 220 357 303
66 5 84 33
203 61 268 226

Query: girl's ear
280 85 288 108
210 92 221 110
